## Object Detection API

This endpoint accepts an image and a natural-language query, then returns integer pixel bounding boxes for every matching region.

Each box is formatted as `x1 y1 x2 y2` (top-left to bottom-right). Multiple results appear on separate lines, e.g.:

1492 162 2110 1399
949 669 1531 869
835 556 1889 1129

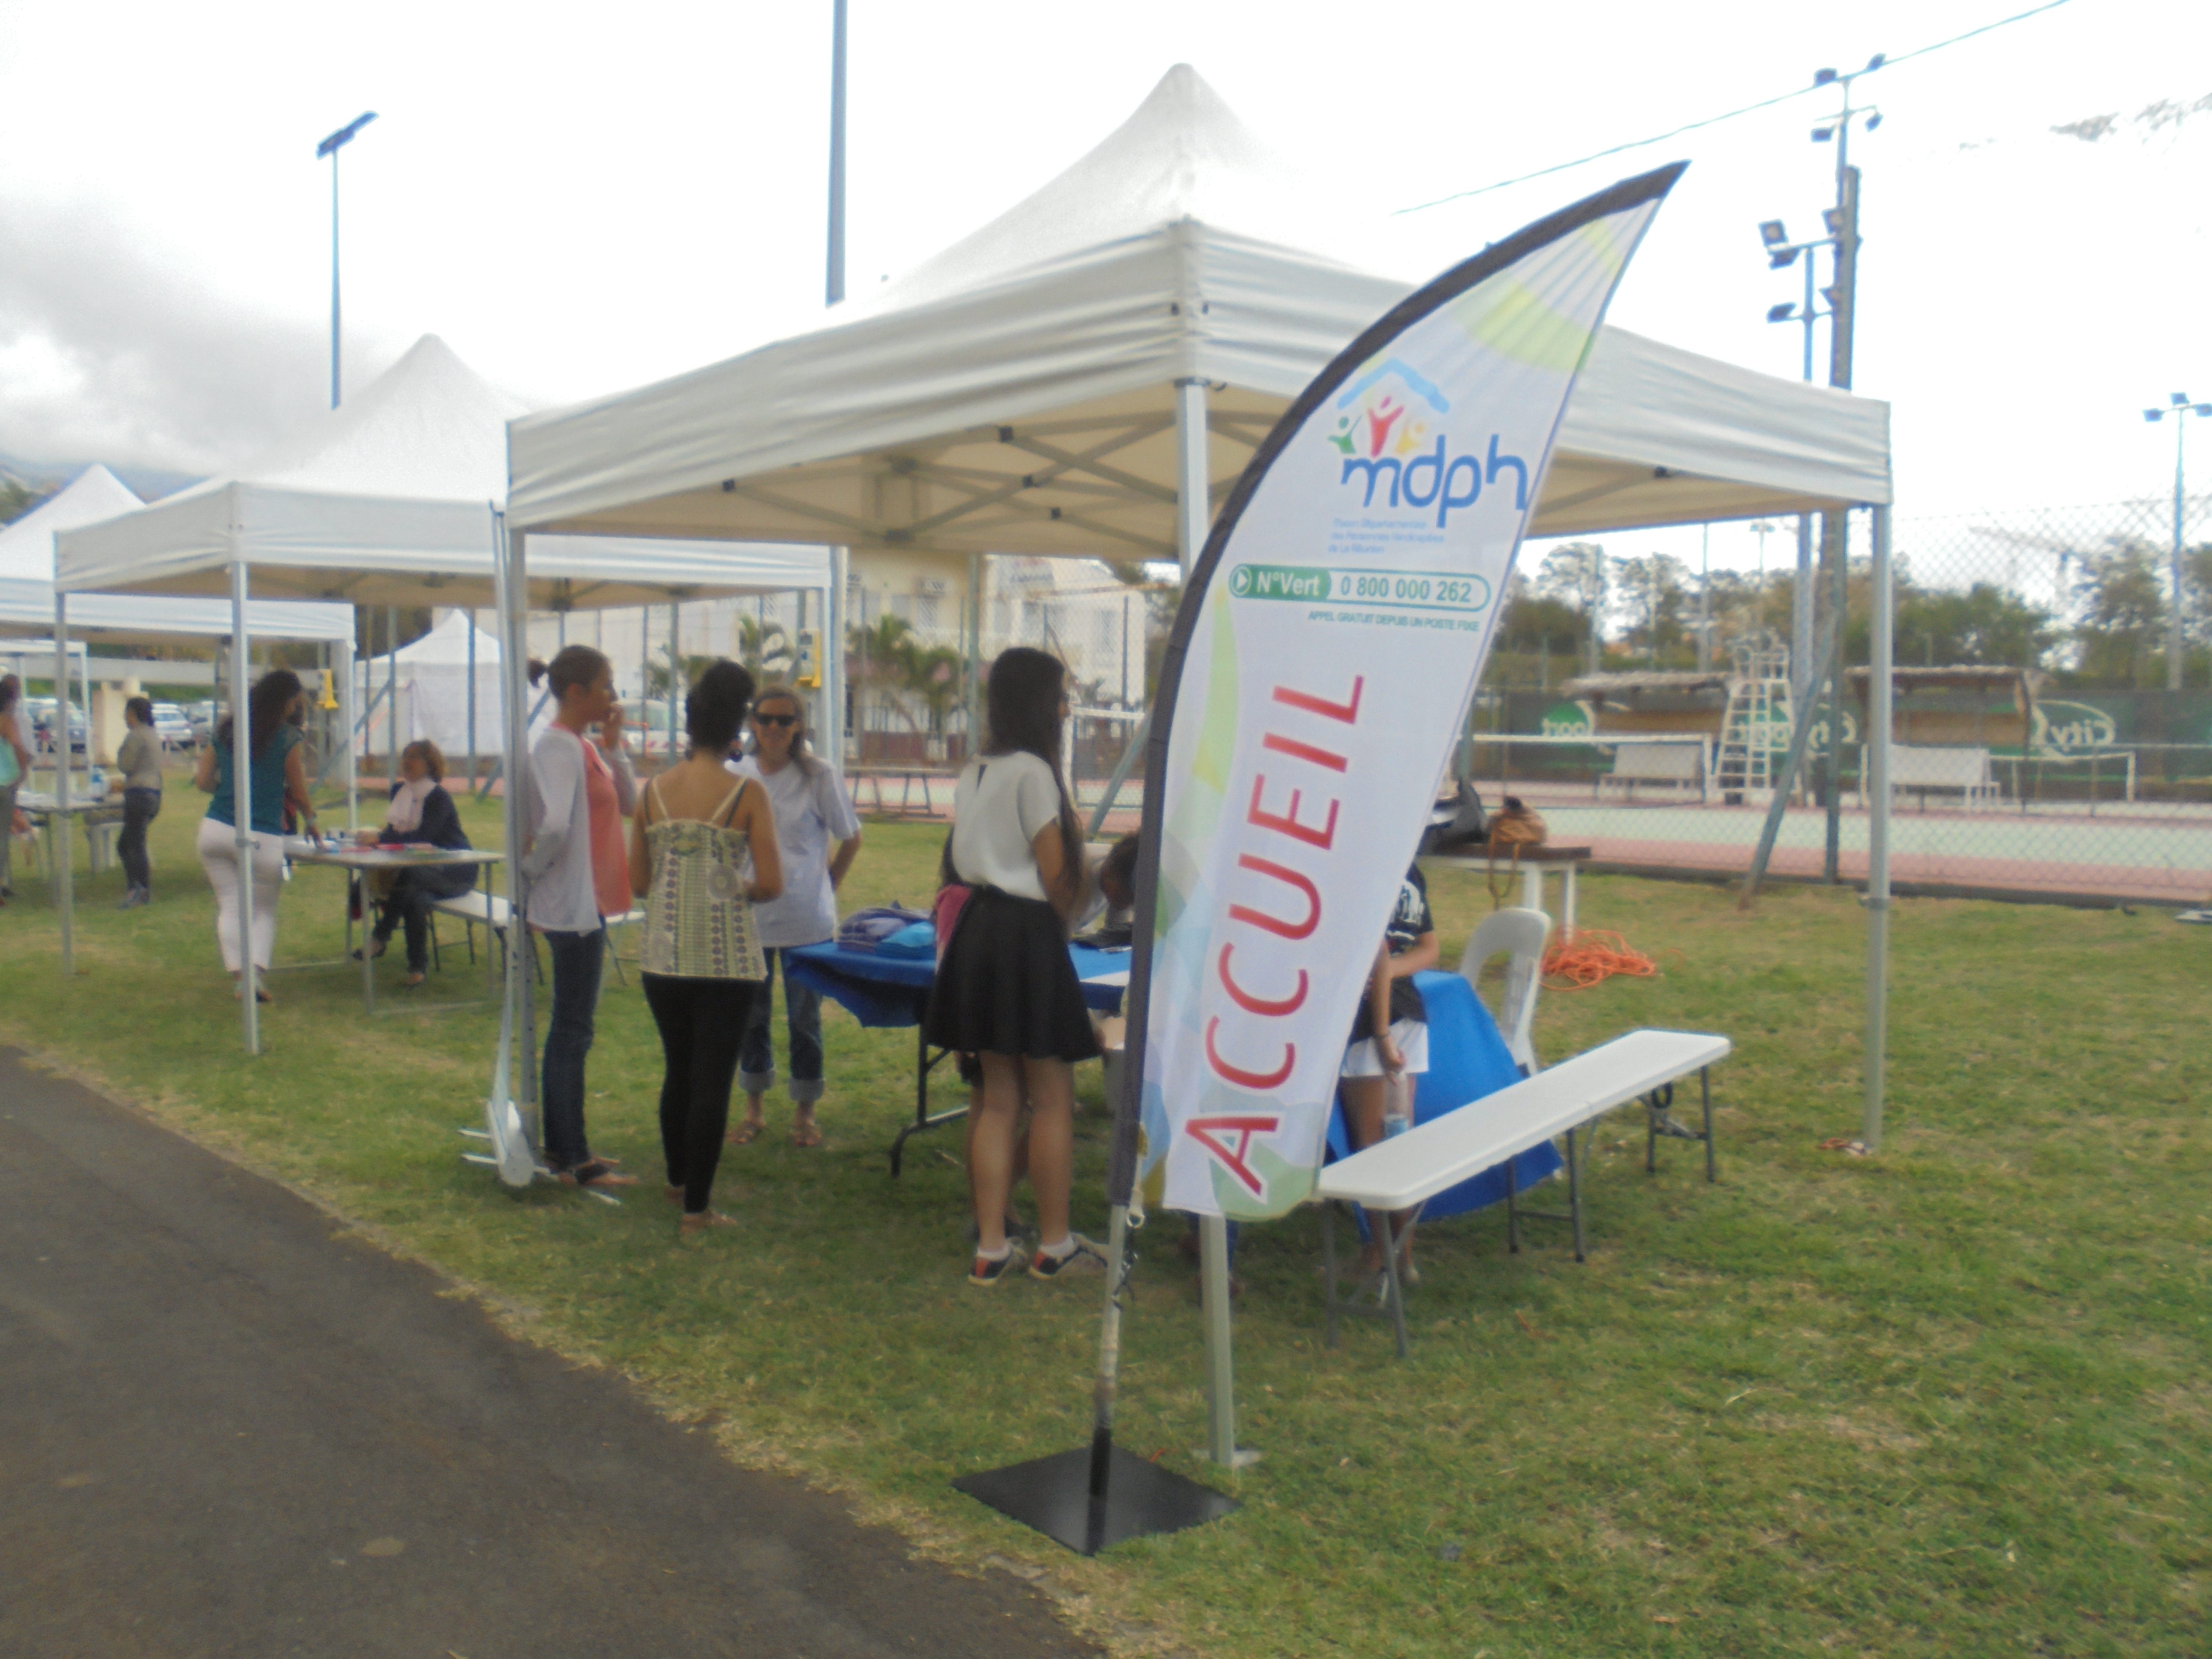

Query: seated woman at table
1340 861 1439 1287
630 661 783 1235
925 647 1102 1287
194 669 316 1003
351 739 476 987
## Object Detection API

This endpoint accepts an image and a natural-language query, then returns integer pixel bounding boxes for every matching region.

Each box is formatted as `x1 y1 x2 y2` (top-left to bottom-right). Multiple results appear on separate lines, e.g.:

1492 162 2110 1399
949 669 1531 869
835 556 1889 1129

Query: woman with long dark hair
728 684 860 1147
924 647 1102 1285
0 675 27 905
629 661 783 1233
521 645 637 1191
194 668 314 999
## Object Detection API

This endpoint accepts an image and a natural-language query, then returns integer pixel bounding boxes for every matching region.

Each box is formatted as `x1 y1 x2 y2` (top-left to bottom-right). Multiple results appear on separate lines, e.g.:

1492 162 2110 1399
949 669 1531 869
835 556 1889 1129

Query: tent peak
864 63 1341 314
163 333 531 507
0 463 146 581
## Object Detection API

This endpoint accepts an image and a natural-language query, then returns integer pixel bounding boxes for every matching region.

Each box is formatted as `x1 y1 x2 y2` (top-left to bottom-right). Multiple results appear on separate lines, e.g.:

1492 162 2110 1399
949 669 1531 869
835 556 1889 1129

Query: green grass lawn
4 770 2208 1656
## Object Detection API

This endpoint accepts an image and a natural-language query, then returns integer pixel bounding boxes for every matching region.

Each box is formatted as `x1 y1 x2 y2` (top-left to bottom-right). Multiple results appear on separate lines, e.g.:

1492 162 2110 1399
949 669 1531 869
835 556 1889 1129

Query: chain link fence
1473 496 2212 905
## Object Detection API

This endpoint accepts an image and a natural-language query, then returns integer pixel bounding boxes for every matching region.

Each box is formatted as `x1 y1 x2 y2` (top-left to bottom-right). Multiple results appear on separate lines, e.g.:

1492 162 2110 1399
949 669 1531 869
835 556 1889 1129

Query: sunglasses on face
753 713 798 728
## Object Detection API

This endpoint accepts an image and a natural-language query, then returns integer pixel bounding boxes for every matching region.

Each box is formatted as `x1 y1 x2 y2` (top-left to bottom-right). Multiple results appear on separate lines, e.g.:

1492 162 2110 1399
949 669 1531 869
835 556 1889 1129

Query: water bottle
1382 1075 1414 1140
89 765 105 795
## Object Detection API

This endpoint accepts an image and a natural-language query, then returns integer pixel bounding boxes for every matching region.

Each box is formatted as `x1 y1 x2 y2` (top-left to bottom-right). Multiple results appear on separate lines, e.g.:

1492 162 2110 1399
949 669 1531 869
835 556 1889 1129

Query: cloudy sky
1 0 2206 576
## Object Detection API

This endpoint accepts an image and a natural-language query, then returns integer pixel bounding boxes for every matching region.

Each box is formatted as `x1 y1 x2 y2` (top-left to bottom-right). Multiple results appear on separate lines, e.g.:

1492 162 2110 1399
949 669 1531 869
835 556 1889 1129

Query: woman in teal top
194 669 316 1000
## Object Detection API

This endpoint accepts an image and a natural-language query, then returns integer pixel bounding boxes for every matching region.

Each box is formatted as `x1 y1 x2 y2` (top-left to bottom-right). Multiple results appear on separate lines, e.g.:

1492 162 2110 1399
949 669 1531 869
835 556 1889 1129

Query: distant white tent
52 337 835 1056
354 609 504 760
0 465 351 643
56 337 833 611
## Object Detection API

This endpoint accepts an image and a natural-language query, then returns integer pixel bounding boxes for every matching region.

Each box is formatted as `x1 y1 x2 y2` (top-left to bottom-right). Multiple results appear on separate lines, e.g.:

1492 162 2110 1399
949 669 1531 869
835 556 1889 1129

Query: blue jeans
540 928 604 1170
737 947 825 1103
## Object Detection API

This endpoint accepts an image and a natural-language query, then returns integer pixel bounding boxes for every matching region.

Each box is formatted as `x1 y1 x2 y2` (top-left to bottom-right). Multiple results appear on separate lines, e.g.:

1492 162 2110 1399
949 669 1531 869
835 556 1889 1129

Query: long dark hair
686 660 756 754
749 684 821 776
216 668 303 758
979 647 1084 906
0 674 18 716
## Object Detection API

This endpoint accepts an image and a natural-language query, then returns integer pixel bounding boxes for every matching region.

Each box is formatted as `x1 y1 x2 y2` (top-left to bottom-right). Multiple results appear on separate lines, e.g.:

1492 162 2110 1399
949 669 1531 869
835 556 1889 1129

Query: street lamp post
2143 394 2210 692
315 112 378 410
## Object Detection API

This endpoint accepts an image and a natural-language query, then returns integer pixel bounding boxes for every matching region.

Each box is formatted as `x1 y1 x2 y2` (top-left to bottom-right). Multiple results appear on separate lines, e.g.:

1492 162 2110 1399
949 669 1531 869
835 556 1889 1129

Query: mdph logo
1328 357 1528 529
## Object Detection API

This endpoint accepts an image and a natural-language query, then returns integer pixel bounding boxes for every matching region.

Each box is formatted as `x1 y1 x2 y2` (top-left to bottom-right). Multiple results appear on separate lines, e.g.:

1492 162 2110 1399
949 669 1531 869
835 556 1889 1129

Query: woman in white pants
194 669 315 1001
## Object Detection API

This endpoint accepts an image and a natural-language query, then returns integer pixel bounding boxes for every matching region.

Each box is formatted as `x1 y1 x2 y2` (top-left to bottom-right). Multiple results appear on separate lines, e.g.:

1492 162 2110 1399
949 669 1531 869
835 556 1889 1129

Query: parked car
151 702 194 749
187 700 218 746
26 697 86 754
615 699 676 759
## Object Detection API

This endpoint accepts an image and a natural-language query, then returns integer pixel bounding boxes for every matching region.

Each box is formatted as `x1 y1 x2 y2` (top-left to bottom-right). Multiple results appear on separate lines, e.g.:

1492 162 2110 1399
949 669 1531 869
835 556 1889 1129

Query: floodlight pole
826 0 847 307
2144 399 2206 692
315 112 377 410
1816 62 1873 882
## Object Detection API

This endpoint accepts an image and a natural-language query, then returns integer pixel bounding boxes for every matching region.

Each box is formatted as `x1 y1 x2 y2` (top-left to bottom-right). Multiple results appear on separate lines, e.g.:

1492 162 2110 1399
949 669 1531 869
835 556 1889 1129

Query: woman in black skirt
925 647 1103 1285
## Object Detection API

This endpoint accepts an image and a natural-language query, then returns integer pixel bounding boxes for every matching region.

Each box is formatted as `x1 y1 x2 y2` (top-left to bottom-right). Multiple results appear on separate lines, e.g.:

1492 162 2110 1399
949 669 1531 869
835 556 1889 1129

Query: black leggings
642 973 764 1212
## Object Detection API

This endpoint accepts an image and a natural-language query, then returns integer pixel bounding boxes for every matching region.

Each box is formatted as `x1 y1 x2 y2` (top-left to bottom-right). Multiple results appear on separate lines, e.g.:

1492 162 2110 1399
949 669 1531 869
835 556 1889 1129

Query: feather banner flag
1112 164 1686 1220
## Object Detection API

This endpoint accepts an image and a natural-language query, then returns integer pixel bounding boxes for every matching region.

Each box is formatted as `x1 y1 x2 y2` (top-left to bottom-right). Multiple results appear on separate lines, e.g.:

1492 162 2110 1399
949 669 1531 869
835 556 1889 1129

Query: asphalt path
0 1047 1096 1659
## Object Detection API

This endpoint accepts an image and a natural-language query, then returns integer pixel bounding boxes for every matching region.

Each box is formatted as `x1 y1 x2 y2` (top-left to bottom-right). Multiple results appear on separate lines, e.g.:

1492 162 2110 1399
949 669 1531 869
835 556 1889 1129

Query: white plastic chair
1459 906 1551 1076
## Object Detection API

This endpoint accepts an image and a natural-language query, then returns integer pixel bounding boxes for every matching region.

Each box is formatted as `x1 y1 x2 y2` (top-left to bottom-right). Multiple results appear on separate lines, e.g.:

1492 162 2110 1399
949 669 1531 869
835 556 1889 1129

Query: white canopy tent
504 64 1901 1454
352 609 504 767
1 465 352 808
508 66 1889 558
0 465 354 643
52 337 836 1054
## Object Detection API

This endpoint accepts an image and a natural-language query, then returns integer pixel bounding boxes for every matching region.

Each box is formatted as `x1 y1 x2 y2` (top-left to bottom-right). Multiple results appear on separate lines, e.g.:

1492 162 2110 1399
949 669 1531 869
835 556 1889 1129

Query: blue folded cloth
875 920 937 959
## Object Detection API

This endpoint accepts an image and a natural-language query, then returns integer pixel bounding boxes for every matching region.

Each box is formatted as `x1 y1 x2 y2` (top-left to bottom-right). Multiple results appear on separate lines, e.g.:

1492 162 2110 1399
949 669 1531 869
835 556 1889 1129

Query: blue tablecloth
784 939 1130 1028
1324 968 1562 1221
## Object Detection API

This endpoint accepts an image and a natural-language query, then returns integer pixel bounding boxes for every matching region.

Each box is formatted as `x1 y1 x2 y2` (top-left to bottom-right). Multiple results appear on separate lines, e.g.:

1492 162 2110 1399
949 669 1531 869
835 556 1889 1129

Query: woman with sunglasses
726 686 860 1146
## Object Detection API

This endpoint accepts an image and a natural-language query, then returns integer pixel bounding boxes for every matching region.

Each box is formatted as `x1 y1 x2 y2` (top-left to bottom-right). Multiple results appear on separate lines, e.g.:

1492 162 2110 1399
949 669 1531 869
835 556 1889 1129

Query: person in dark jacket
354 739 477 985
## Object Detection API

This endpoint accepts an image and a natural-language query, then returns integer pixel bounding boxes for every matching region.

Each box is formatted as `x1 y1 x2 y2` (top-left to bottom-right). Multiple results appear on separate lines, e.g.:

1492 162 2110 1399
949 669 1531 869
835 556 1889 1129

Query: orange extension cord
1540 927 1662 990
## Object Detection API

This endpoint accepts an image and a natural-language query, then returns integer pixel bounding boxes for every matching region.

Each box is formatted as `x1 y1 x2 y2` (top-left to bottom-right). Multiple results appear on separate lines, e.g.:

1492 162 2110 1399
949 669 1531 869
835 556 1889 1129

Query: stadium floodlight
315 111 377 159
1812 126 1834 141
1814 67 1838 85
315 111 378 408
1770 246 1801 269
1760 219 1789 247
1866 53 1885 71
2141 394 2209 689
1822 207 1843 235
1768 303 1799 323
1866 112 1884 131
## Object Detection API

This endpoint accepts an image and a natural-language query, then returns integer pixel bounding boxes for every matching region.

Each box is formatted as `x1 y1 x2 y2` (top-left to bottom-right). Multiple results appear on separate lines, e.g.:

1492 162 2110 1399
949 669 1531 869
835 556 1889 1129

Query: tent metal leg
53 596 73 980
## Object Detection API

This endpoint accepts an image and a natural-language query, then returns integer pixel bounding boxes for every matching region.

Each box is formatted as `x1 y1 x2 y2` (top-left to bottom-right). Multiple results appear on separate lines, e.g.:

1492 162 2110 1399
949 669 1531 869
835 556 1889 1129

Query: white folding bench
1314 1028 1729 1356
1880 744 1998 811
1597 741 1707 802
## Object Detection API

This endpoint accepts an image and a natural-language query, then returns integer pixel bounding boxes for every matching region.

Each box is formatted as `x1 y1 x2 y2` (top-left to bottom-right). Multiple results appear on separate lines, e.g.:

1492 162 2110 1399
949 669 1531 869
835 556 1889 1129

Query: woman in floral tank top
627 661 784 1234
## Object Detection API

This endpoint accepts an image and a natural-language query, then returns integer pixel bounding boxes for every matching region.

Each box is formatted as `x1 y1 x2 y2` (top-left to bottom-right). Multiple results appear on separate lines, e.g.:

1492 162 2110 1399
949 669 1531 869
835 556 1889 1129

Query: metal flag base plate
952 1445 1236 1556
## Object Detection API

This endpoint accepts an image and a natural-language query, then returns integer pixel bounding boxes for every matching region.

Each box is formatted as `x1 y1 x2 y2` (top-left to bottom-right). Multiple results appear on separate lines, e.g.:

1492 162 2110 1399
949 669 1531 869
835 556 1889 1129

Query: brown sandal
727 1119 764 1145
679 1209 738 1235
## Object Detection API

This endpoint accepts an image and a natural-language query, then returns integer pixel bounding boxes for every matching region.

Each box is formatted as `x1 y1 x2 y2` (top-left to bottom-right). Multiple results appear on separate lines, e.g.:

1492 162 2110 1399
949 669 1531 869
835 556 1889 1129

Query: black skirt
925 886 1101 1063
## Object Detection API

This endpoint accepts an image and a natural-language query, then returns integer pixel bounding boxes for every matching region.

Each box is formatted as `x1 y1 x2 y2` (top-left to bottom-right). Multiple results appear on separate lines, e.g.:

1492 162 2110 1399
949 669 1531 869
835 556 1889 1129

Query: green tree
2072 541 2168 687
